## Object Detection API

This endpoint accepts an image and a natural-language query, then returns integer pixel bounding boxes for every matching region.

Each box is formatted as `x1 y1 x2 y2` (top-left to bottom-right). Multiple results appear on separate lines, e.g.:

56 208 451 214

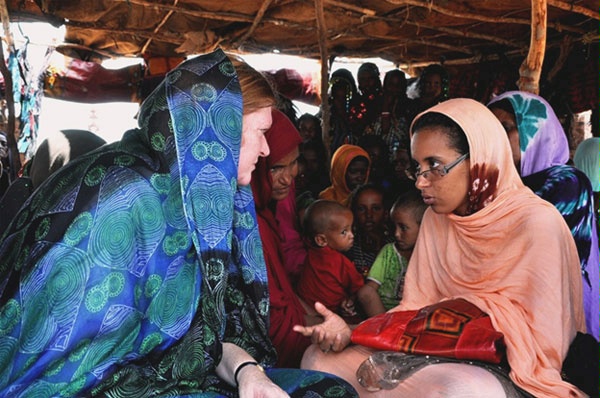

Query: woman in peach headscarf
295 99 586 397
319 144 370 207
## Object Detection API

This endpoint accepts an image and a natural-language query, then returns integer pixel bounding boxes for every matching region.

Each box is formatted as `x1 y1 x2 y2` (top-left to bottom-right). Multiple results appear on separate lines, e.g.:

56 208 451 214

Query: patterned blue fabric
0 50 357 397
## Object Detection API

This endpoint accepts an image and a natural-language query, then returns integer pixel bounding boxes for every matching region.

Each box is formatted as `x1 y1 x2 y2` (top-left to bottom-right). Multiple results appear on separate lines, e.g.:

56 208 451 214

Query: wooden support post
314 0 331 160
0 0 20 178
517 0 547 94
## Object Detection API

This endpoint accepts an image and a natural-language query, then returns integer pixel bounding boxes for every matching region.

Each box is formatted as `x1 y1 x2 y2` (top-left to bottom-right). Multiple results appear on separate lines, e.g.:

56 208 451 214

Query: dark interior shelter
0 0 597 173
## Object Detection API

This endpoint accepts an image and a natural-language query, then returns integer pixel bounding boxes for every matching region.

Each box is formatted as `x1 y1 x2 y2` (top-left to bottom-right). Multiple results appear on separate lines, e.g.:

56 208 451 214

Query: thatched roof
5 0 598 69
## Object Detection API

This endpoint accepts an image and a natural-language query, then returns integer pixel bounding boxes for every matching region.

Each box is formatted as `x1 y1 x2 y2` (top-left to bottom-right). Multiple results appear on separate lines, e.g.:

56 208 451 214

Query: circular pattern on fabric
114 154 135 167
171 100 207 146
20 246 90 352
167 69 182 83
85 284 108 313
258 298 269 316
43 357 66 376
235 211 255 230
15 245 30 272
163 231 190 256
60 375 86 397
0 299 21 336
89 208 135 267
0 338 17 375
35 217 51 240
150 132 166 152
192 187 231 231
299 372 326 388
132 194 164 236
140 332 163 355
208 141 226 161
64 212 93 246
191 141 209 161
163 190 186 229
204 258 225 282
68 339 91 362
15 209 29 229
241 229 265 283
103 272 125 298
219 61 236 76
190 82 217 102
209 93 241 147
148 260 195 338
145 274 163 298
84 165 107 187
325 385 349 397
150 173 170 195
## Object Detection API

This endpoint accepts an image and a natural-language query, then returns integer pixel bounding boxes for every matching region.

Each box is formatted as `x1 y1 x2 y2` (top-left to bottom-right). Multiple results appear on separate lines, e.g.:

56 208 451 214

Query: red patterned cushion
351 299 505 363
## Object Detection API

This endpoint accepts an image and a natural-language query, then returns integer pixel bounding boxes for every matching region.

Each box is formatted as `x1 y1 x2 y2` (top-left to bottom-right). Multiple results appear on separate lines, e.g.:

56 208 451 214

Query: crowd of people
0 48 597 398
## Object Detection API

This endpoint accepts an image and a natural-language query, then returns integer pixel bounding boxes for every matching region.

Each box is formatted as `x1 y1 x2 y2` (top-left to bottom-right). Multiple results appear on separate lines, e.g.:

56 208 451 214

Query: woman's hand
216 343 289 397
293 302 352 352
237 366 289 398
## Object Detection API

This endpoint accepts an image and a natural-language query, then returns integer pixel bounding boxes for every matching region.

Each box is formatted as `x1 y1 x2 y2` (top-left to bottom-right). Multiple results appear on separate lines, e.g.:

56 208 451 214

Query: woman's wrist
234 361 265 386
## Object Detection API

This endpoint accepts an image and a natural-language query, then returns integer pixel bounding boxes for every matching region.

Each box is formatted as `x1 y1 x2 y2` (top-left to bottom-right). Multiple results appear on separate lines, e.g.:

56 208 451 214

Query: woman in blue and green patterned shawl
0 49 357 397
488 91 599 340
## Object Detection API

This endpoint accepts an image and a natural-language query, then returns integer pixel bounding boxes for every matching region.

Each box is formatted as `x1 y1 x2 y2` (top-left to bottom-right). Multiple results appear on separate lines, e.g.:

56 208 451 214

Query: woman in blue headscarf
0 49 357 397
488 91 599 340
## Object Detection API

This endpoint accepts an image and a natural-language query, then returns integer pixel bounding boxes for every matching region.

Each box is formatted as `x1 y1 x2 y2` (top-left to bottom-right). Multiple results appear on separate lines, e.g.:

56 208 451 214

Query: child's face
322 210 354 252
393 149 412 181
391 207 420 252
345 158 369 191
298 118 319 142
353 189 386 233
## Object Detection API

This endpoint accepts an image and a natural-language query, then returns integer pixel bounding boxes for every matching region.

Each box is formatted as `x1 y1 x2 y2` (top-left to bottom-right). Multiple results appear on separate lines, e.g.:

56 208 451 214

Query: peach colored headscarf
399 99 585 397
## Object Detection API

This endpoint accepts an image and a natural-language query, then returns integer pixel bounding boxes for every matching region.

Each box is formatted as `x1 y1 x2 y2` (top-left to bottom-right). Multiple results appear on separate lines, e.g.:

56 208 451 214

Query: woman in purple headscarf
488 91 599 340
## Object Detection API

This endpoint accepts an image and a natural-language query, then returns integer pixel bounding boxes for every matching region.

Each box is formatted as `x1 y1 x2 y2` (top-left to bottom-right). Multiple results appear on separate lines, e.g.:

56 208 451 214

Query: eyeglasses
414 152 469 180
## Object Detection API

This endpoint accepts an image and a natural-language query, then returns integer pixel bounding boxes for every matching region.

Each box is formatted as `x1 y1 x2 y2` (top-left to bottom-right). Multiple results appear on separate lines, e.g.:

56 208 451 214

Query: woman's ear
314 233 328 247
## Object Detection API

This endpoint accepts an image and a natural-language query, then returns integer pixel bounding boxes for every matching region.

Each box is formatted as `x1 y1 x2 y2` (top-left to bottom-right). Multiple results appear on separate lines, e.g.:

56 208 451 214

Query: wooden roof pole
141 0 179 55
517 0 547 94
315 0 331 159
0 0 20 178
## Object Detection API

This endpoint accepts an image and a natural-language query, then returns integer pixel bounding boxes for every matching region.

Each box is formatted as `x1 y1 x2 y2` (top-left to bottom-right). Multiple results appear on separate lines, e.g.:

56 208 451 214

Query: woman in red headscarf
251 108 323 368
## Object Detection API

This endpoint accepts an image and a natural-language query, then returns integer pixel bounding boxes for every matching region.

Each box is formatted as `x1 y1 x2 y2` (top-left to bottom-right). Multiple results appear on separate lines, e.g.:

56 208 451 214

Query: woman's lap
301 344 524 397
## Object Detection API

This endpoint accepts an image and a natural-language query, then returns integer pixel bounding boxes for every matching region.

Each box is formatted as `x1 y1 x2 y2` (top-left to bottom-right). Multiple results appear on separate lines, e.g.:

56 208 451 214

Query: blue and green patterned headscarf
574 137 600 192
0 49 274 397
488 91 569 177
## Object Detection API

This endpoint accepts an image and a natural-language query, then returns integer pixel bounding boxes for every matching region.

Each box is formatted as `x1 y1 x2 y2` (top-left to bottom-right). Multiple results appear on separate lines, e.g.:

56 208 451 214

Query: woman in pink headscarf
295 99 586 397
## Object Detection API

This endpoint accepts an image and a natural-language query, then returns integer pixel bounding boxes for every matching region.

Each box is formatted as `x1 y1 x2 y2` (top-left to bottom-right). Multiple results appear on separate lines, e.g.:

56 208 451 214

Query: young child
345 183 394 278
357 187 427 317
297 199 365 320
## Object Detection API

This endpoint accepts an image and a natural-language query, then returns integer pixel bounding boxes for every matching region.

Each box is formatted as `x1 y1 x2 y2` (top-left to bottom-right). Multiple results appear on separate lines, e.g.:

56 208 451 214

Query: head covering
403 99 585 397
0 49 275 396
574 137 599 192
488 91 569 177
252 108 302 210
250 109 309 367
319 144 370 206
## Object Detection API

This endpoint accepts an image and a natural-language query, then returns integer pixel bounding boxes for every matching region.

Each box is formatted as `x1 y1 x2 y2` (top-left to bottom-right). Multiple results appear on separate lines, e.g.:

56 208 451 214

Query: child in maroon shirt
297 200 365 319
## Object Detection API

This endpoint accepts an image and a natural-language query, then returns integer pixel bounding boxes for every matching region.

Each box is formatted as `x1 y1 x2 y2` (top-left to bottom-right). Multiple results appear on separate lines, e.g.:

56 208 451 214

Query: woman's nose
415 173 430 189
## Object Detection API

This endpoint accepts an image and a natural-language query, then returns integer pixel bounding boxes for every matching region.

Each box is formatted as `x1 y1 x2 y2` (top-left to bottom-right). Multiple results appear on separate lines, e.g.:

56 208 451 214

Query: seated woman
0 49 357 397
319 144 370 207
251 109 326 368
488 91 599 340
294 98 586 397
